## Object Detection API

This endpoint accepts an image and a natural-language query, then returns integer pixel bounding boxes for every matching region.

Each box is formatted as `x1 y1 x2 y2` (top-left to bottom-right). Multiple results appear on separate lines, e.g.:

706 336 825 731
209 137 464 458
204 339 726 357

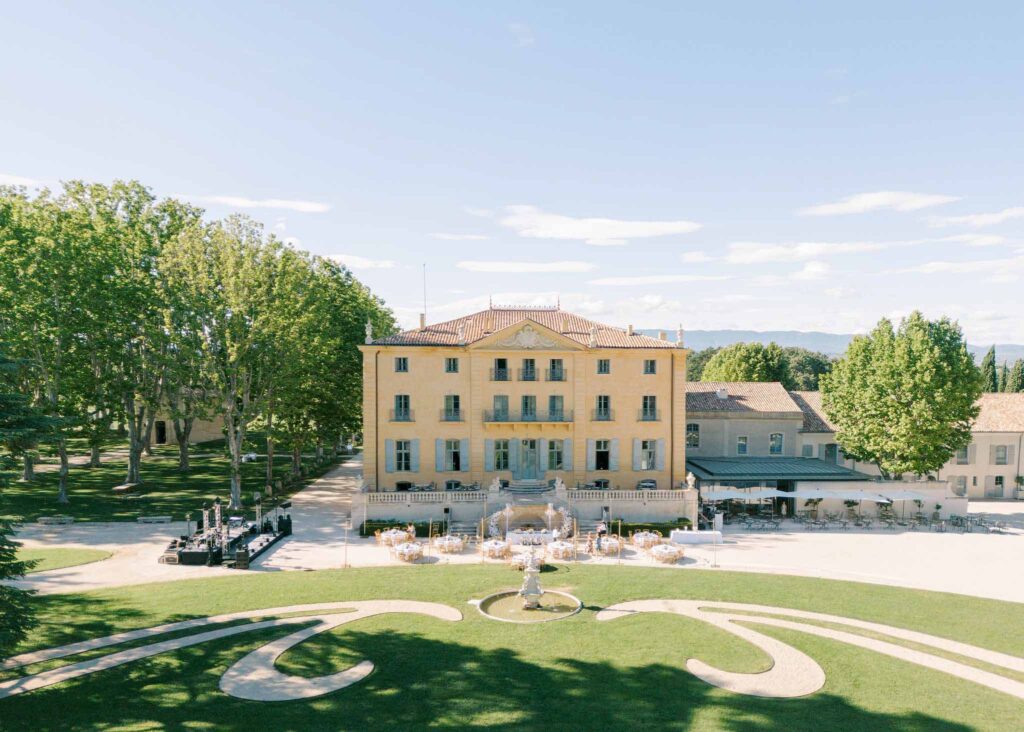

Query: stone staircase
505 480 552 496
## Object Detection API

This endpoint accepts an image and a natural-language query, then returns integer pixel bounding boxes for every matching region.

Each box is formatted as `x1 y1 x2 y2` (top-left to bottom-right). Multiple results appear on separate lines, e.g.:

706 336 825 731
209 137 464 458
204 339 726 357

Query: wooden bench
37 515 74 525
137 515 172 524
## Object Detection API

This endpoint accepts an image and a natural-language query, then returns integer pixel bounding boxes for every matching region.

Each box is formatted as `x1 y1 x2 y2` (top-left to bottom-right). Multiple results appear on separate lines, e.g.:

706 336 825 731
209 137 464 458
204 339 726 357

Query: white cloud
177 194 331 213
927 206 1024 228
464 206 493 218
500 205 701 246
893 254 1024 276
457 260 597 273
824 286 856 298
726 234 1006 264
798 190 959 216
273 217 287 232
431 233 491 241
329 254 396 270
791 261 830 281
587 274 729 286
508 22 534 47
680 251 715 263
0 173 40 186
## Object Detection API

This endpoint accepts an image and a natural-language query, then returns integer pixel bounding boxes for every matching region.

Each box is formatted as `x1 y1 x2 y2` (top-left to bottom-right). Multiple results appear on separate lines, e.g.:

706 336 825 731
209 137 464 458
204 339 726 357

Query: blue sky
4 2 1023 341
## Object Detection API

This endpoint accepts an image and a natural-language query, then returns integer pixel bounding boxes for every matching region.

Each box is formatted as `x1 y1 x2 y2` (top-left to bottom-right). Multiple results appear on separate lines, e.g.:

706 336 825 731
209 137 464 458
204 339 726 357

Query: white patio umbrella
880 489 932 520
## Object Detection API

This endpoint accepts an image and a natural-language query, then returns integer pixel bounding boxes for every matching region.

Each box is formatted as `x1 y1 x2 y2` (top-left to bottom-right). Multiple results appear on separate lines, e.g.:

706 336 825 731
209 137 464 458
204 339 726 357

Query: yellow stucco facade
359 311 688 492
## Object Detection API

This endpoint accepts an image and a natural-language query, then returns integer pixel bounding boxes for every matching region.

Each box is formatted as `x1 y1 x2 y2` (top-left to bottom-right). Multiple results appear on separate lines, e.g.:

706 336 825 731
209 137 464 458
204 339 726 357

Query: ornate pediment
496 324 559 350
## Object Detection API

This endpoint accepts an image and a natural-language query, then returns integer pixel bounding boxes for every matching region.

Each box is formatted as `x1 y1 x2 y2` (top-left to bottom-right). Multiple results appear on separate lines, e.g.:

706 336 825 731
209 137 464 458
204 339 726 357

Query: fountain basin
476 590 582 624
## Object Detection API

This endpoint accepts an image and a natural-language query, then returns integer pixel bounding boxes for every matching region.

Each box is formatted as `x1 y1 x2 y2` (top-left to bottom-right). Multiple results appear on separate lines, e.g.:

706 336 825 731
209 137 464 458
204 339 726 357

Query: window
548 358 565 381
444 439 461 471
955 446 969 465
995 476 1005 490
686 423 700 448
736 436 748 455
394 357 408 373
492 395 509 421
445 480 461 491
393 394 411 421
643 359 656 375
395 481 412 491
494 439 510 470
594 479 610 489
522 395 537 420
824 443 838 464
641 439 657 470
995 445 1009 465
641 395 657 421
801 444 814 458
395 440 412 471
443 394 460 421
595 440 610 471
492 358 509 381
521 358 537 381
548 395 564 421
952 476 967 496
769 433 784 455
445 357 459 373
597 359 610 375
548 439 564 470
595 395 611 420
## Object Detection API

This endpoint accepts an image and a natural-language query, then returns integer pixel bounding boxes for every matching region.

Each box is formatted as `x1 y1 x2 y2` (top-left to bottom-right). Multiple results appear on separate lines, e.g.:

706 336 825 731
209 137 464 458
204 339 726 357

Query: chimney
627 324 634 336
485 312 494 333
419 313 426 330
715 388 729 401
658 330 667 341
561 316 568 333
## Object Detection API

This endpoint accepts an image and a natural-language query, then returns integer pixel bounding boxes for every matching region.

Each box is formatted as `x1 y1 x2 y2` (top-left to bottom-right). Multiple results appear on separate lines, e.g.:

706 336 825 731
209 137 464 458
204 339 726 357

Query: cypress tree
1007 359 1024 393
980 346 999 392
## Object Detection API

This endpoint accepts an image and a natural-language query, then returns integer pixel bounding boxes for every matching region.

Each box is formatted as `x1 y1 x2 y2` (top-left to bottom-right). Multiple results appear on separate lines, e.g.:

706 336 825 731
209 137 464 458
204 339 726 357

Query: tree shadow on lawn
0 626 972 732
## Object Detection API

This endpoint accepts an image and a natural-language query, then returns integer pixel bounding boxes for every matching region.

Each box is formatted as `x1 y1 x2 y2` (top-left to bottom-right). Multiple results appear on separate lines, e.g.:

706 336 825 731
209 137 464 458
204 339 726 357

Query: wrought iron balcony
389 409 414 422
483 409 574 423
545 368 566 382
490 368 510 382
591 409 614 421
638 409 661 422
518 368 538 382
440 409 464 422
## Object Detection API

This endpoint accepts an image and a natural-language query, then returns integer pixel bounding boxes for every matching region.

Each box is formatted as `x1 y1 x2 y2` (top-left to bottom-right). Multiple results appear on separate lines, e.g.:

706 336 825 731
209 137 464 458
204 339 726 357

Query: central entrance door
520 439 538 479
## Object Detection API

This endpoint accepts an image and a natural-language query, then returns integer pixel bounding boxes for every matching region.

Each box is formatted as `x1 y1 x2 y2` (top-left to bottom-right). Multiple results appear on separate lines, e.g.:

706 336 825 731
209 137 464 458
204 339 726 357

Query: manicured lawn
1 452 343 523
17 547 112 573
2 565 1022 731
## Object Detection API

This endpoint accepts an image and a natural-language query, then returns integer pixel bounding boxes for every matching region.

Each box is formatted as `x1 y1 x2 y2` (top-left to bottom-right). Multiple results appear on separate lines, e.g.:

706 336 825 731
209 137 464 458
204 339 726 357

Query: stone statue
553 476 566 492
456 322 466 344
588 325 598 348
686 472 696 491
489 477 502 492
364 319 373 344
676 323 685 348
519 551 543 609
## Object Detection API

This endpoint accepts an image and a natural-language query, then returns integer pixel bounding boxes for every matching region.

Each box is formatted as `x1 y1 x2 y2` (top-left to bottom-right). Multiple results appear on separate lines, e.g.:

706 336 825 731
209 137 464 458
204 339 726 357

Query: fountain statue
519 551 543 609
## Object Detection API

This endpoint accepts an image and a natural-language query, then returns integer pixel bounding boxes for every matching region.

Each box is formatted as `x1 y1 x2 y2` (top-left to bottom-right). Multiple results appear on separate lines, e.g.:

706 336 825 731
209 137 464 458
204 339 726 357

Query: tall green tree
0 345 55 477
0 518 36 661
161 216 281 508
980 346 998 392
686 347 720 381
701 342 795 389
821 312 983 478
1006 359 1024 393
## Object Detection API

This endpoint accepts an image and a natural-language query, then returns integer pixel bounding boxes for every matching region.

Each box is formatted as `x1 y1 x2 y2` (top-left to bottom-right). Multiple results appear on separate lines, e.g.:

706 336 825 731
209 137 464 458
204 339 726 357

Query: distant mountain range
638 329 1024 364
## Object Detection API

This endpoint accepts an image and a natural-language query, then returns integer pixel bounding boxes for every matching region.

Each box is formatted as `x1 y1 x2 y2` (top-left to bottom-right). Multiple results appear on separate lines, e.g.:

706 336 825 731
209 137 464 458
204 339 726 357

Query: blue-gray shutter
435 439 444 471
460 438 470 472
384 439 395 473
484 440 495 471
1007 445 1016 465
410 439 420 472
563 439 573 471
632 438 641 471
610 439 620 471
586 439 596 471
656 438 666 471
538 438 547 477
510 439 521 480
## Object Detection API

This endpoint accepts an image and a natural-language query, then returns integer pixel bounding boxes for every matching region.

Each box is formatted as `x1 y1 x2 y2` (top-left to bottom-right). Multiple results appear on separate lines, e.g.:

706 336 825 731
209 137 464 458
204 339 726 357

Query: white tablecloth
507 530 556 546
394 542 422 561
481 540 509 558
670 529 723 545
548 540 574 559
381 529 413 546
650 543 683 563
632 531 660 549
600 537 621 554
433 535 464 553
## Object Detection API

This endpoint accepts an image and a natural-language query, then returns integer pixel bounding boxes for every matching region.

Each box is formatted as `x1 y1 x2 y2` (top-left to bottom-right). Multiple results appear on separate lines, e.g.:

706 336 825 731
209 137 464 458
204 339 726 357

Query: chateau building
358 306 690 494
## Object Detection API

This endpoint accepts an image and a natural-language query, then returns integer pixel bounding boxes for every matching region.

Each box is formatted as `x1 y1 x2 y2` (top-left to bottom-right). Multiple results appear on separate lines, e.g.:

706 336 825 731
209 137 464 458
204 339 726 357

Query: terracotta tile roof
685 381 801 415
972 393 1024 432
371 308 677 349
790 391 836 433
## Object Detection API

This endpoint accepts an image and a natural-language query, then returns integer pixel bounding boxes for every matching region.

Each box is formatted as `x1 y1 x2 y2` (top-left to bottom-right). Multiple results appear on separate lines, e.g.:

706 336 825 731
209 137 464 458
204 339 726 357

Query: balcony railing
440 409 464 422
490 368 510 382
638 409 661 422
389 409 414 422
484 409 574 423
545 368 566 382
592 408 614 421
518 368 538 382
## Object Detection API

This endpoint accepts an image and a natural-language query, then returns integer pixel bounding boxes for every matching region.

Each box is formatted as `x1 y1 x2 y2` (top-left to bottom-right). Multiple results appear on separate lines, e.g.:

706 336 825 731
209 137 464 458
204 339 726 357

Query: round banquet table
381 529 413 546
548 540 574 560
394 542 423 562
650 543 683 564
631 531 660 549
433 535 464 553
601 537 622 554
481 539 510 559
